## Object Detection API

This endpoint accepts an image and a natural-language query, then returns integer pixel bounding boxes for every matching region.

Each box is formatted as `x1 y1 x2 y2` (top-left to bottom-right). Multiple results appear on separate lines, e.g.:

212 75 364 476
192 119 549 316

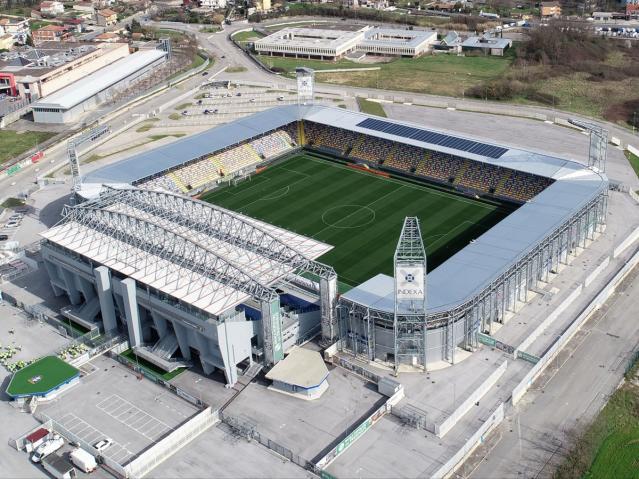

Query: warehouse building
32 48 167 123
254 26 436 60
0 42 129 100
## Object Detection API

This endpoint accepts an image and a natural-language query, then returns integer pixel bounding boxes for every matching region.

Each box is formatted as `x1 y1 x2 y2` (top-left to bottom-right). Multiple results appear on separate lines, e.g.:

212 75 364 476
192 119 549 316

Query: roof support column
320 274 337 344
61 268 81 306
94 266 117 333
121 278 142 348
261 295 283 366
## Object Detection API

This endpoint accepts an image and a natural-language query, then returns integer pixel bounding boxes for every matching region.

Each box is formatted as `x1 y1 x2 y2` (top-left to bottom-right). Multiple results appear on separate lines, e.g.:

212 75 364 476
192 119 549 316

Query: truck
31 435 64 463
42 453 76 479
70 448 97 473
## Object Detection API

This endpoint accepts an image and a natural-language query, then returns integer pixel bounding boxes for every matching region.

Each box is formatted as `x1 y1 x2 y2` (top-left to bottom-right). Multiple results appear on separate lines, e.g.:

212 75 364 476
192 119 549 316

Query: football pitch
6 356 79 398
201 153 513 287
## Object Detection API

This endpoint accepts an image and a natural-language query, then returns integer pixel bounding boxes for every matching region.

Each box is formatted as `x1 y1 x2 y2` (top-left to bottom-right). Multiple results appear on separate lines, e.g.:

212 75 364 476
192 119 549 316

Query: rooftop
41 188 332 317
360 28 437 48
0 42 103 76
265 347 329 388
461 35 512 49
255 27 364 49
33 49 165 110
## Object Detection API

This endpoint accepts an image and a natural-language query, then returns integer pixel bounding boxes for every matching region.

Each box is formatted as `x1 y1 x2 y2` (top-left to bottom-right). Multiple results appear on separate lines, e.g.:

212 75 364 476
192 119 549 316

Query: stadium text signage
396 267 425 301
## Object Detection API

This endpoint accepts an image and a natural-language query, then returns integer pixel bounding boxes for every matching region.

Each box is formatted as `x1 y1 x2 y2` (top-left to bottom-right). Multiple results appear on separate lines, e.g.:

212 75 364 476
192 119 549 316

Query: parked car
277 96 284 101
202 71 209 76
93 438 113 452
31 435 64 463
0 235 9 241
5 220 20 228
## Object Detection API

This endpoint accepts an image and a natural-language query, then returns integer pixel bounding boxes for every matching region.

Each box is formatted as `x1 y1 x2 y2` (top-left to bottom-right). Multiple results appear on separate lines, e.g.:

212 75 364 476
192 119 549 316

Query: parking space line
96 394 174 441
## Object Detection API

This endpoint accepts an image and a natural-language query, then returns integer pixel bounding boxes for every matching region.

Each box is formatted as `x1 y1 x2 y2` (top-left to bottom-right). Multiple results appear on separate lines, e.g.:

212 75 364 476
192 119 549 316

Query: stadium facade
40 105 608 383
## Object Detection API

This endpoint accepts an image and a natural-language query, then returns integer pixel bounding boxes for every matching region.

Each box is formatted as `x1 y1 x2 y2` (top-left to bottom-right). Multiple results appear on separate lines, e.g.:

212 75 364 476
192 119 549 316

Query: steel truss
394 217 428 372
55 186 335 316
337 188 607 366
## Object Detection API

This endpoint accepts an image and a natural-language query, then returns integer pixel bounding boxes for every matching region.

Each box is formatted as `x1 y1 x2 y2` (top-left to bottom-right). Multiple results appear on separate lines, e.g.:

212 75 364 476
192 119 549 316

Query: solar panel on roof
356 118 508 159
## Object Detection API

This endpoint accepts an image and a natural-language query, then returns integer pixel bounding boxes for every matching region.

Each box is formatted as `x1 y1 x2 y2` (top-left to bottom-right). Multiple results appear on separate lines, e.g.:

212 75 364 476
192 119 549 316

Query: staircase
494 170 512 196
168 171 189 193
383 144 398 165
298 121 306 146
151 332 179 360
453 160 471 184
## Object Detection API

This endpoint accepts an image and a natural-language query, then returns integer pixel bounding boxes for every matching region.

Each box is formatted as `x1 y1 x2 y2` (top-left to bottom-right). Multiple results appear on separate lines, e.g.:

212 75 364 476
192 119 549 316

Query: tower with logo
296 67 314 106
393 217 428 373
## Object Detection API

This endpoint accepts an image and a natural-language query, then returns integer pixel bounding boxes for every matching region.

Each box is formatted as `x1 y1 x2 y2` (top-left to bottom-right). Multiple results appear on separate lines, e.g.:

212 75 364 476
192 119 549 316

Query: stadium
38 103 608 384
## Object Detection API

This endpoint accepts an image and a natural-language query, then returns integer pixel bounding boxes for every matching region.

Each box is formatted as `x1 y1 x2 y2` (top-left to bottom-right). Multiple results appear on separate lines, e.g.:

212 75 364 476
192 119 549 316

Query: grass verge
357 98 387 117
0 130 57 165
120 349 186 381
624 150 639 180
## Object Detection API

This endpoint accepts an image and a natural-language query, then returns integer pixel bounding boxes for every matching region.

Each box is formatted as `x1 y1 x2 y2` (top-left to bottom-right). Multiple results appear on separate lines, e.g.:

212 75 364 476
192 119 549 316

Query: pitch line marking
321 205 377 229
312 186 403 239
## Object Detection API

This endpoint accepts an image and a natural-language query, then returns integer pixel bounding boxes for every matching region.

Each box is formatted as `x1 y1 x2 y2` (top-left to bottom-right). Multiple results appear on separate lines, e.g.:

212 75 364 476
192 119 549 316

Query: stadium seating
385 144 423 172
415 151 465 182
350 136 395 164
250 131 295 160
304 123 358 155
138 174 183 194
454 161 503 192
497 171 552 202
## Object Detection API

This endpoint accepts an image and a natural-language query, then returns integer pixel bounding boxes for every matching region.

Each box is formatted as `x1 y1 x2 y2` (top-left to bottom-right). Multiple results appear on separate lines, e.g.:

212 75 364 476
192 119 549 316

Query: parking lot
38 355 200 466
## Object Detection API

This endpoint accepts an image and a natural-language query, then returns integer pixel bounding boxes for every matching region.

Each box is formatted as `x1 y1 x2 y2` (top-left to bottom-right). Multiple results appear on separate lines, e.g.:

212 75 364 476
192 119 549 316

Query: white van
70 448 97 473
31 435 64 463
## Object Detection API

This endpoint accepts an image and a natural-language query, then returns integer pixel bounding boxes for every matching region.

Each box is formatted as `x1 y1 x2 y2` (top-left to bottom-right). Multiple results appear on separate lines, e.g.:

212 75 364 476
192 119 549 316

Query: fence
430 402 505 479
219 411 317 472
515 284 583 356
34 411 127 478
108 350 205 408
315 388 404 470
435 360 507 438
512 246 639 405
123 407 218 478
332 354 382 384
8 419 53 451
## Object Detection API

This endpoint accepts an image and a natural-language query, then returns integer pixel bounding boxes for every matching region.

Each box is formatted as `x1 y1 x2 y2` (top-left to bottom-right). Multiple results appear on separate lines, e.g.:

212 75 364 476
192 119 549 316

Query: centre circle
322 205 376 229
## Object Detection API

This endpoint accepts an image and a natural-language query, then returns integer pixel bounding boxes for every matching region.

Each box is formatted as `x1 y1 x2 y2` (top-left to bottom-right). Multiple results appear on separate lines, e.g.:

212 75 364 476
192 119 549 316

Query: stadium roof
41 187 332 317
33 49 166 111
81 105 607 315
83 106 302 185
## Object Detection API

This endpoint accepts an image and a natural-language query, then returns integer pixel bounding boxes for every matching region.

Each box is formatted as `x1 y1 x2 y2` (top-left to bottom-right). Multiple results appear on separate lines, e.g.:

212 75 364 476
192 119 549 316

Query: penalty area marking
321 204 377 229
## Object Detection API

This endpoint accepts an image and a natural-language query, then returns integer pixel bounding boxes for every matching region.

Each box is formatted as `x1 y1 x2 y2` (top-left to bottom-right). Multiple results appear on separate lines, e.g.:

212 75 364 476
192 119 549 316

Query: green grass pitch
201 153 512 288
6 356 79 398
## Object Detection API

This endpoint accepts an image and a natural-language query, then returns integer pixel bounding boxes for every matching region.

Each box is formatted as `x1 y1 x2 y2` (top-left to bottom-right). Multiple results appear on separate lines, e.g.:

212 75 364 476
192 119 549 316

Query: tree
212 13 225 24
25 34 34 47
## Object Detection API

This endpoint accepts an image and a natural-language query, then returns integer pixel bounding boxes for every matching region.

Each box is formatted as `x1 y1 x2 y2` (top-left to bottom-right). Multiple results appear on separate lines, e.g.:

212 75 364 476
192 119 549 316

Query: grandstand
43 105 606 377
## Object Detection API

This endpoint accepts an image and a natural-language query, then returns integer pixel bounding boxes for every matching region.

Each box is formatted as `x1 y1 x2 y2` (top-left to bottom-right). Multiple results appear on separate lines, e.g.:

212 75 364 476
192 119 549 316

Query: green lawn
6 356 79 397
255 54 513 97
625 150 639 180
557 376 639 479
0 130 56 165
201 153 510 286
357 97 387 117
120 349 186 381
233 30 265 43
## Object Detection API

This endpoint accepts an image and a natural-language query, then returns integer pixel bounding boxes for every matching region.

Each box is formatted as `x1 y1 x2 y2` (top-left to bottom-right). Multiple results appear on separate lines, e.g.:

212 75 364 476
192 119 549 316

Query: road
464 263 639 479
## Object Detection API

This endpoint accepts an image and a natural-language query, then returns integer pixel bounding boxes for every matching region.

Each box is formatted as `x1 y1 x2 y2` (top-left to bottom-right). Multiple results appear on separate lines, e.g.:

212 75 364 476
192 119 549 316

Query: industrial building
0 42 130 100
32 48 167 123
38 104 607 385
254 26 437 60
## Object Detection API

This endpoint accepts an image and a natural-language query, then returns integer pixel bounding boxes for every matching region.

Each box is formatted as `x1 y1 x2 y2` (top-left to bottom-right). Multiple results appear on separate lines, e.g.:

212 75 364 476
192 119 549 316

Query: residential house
32 25 73 44
0 17 30 43
96 8 118 26
0 33 14 50
200 0 228 7
93 31 121 42
39 1 65 16
540 1 561 17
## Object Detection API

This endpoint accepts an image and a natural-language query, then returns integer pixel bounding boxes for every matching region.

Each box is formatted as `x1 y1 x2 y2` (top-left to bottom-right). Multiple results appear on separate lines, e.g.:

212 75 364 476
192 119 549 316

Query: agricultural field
256 53 514 98
201 152 511 287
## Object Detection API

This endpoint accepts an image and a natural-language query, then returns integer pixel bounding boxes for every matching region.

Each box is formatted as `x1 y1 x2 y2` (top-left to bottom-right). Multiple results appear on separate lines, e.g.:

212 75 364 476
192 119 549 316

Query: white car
94 438 113 452
5 220 20 228
31 435 64 463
